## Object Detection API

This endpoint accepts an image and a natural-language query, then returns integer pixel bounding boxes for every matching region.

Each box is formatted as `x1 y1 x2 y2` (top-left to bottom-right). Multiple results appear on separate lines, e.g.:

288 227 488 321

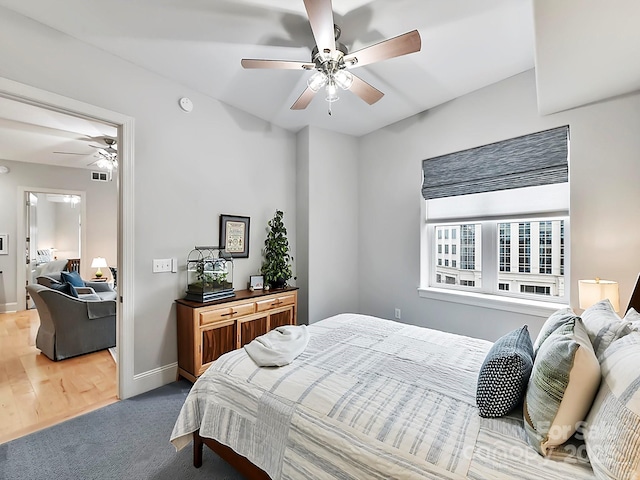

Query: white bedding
171 313 595 479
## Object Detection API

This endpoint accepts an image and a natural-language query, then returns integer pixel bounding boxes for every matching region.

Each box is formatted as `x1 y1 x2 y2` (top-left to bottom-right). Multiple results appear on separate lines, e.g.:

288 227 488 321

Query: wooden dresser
176 287 298 382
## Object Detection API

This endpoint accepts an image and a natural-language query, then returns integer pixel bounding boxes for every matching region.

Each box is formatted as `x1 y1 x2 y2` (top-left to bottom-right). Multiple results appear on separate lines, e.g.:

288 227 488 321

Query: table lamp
578 278 620 312
91 257 108 278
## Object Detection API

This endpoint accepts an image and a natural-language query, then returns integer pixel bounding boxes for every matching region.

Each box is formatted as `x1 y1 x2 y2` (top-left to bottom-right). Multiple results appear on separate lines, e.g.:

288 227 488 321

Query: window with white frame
421 126 570 302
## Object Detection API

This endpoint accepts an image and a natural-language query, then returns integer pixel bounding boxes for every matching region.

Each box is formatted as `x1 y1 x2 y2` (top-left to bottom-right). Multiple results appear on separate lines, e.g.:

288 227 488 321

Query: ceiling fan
87 137 118 171
241 0 421 114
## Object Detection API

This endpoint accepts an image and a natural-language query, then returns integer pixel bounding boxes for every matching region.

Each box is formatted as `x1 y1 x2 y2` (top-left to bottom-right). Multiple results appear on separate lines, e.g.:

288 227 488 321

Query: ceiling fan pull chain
328 103 332 116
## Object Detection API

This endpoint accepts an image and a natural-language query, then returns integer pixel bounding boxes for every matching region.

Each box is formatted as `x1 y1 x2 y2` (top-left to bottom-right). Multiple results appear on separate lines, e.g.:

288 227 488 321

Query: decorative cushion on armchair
37 274 117 302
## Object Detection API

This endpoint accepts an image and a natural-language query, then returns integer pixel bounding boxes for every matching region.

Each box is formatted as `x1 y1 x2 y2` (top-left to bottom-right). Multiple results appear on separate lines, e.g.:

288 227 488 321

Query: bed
171 301 640 480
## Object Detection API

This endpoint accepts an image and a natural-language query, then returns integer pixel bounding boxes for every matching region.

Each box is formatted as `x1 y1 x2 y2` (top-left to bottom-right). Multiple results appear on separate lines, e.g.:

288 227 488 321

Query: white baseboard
0 303 18 313
129 362 179 397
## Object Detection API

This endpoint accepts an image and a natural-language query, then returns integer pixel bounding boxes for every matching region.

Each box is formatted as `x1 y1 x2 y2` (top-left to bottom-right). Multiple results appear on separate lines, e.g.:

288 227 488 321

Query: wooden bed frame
193 430 270 479
192 274 640 478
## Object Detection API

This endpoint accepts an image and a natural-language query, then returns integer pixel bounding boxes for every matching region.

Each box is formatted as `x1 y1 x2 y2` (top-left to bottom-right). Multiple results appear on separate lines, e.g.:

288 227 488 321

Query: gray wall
358 70 640 341
0 8 297 375
0 159 117 310
298 126 359 324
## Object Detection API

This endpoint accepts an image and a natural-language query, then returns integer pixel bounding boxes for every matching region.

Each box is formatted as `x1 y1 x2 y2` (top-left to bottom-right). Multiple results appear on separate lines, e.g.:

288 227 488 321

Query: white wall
358 70 640 341
295 128 310 324
0 8 296 377
0 159 117 311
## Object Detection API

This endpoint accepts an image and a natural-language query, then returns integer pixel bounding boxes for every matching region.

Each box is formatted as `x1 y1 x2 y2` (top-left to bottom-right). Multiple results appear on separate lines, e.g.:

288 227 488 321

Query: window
521 285 551 296
539 221 552 274
421 126 570 303
518 222 531 273
499 223 510 272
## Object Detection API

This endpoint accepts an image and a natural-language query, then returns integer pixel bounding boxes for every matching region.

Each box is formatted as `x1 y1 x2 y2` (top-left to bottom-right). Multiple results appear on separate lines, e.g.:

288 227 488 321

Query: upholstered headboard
627 273 640 313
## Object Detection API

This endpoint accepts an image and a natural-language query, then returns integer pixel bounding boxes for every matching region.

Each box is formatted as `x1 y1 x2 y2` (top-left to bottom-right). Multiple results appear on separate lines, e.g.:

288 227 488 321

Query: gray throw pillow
476 325 534 418
49 282 73 296
532 307 579 355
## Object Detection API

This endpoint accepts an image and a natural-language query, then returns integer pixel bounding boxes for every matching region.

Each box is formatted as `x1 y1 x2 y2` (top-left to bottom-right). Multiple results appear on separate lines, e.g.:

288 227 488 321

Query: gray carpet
0 380 246 480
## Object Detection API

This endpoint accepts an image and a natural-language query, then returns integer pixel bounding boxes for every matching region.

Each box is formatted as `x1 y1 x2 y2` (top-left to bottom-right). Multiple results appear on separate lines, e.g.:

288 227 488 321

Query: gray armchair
26 284 116 361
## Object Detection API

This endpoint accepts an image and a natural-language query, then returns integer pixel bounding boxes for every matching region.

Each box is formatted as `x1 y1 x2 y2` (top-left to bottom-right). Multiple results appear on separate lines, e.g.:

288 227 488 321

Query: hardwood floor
0 309 118 444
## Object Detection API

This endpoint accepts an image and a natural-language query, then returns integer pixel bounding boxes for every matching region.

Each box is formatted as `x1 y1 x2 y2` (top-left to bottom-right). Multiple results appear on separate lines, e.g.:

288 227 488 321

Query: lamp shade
578 279 620 312
91 257 108 268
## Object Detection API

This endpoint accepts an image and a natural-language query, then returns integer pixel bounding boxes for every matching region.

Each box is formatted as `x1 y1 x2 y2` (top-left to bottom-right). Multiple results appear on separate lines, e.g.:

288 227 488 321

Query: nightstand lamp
578 278 620 312
91 257 108 278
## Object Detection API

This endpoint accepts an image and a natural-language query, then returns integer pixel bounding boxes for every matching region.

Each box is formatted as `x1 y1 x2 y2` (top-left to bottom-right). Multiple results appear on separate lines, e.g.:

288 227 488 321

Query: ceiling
0 0 535 141
0 96 117 169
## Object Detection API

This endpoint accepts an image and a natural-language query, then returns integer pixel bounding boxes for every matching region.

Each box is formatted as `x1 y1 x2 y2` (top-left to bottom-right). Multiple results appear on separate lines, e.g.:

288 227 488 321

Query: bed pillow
476 325 534 418
532 307 579 355
61 270 85 288
585 332 640 479
523 317 601 456
581 299 632 361
624 307 640 331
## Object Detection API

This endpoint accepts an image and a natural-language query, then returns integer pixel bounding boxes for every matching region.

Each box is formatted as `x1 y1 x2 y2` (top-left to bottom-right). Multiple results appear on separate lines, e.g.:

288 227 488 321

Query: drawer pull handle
221 310 239 317
272 301 282 306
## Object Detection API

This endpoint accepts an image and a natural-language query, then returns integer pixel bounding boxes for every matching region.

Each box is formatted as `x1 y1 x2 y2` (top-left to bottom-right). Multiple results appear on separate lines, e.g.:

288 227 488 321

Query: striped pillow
532 307 579 355
523 317 601 456
624 307 640 331
585 332 640 479
581 299 632 361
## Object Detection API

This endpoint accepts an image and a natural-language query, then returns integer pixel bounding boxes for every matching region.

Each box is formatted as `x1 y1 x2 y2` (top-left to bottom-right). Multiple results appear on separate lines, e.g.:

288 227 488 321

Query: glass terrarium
185 246 235 302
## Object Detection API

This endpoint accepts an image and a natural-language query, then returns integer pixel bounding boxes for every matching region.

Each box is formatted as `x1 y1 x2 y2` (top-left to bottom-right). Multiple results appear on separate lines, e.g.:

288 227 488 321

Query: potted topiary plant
261 209 293 289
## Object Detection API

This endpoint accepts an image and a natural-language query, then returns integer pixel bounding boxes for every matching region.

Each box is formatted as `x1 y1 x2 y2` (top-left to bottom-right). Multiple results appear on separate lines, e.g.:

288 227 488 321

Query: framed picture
249 275 264 290
219 215 250 258
0 234 7 255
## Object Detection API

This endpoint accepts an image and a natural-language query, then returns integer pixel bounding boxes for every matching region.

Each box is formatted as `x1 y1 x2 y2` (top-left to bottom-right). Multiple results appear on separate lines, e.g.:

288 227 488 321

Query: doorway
0 76 135 401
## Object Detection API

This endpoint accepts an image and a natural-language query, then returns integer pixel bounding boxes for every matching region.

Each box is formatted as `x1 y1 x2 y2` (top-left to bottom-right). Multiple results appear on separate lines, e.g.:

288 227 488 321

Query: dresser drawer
256 294 296 312
199 302 255 325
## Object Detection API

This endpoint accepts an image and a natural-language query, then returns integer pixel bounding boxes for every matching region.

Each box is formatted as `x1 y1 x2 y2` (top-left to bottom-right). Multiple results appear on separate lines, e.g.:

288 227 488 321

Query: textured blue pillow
476 325 534 418
61 271 85 288
68 284 80 298
49 282 73 296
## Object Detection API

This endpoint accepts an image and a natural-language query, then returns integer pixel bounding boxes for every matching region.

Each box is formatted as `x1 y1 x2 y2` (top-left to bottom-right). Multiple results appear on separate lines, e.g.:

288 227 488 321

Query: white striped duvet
171 313 595 479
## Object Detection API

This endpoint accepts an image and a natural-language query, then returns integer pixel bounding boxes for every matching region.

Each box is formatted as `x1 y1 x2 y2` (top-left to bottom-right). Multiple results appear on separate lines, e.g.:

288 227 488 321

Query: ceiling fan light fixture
333 70 353 90
307 71 328 92
325 80 339 102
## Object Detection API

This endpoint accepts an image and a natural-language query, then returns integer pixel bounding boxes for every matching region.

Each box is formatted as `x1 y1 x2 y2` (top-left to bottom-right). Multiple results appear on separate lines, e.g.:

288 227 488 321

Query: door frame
18 187 87 309
0 77 135 399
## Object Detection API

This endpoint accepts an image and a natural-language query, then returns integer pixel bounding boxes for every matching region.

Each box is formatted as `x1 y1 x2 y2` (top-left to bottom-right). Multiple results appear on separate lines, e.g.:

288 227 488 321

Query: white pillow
585 332 640 479
624 307 640 331
581 299 632 361
524 317 601 456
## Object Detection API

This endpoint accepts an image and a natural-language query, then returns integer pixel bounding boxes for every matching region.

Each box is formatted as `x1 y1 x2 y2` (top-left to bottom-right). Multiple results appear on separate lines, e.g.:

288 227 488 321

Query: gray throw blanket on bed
244 325 309 366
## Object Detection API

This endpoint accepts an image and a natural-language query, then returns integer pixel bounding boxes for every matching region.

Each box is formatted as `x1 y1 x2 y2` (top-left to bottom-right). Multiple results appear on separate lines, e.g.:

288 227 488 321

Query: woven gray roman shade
422 126 569 200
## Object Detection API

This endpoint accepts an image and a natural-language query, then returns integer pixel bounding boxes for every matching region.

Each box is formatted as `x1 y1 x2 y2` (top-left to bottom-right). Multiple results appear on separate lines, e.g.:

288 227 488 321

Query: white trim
130 363 179 397
418 286 567 318
0 303 18 313
0 77 136 400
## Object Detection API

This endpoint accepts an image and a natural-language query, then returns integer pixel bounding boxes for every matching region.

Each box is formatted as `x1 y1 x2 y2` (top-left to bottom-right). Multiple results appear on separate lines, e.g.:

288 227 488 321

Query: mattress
171 313 595 479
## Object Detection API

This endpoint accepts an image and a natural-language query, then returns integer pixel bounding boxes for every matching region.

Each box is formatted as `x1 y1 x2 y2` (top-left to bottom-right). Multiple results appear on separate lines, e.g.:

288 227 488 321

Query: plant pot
272 277 287 289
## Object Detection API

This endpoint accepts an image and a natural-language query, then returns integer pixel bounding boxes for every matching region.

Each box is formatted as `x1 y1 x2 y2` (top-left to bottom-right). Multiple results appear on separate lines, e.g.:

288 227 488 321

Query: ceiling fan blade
241 59 315 70
53 151 91 155
348 74 384 105
304 0 336 54
291 87 317 110
344 30 421 68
